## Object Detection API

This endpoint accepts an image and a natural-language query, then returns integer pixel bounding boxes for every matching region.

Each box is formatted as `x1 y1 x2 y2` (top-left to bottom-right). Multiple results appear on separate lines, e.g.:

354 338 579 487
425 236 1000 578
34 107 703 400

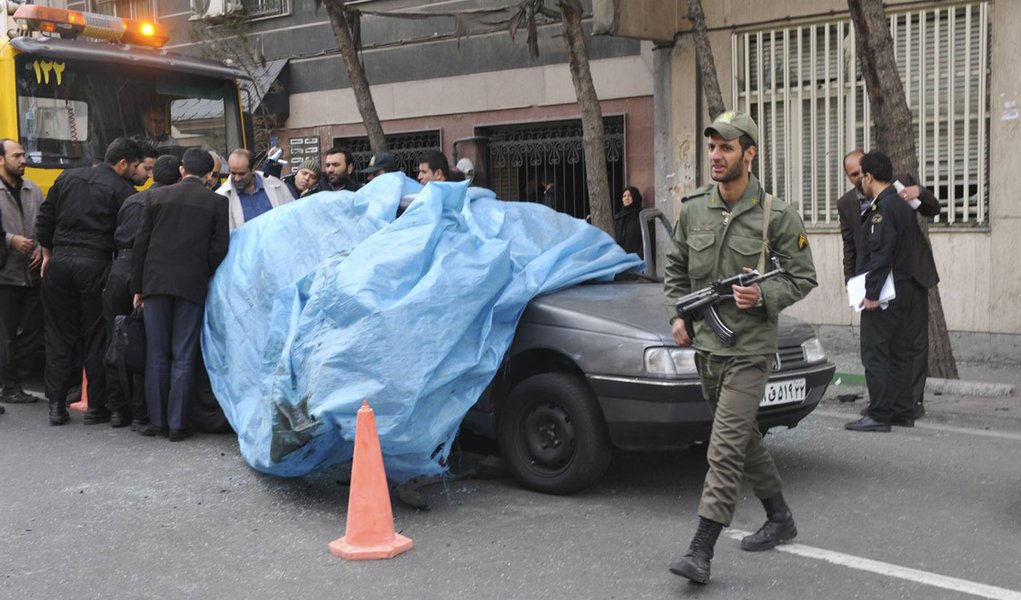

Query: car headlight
801 337 827 363
644 347 697 376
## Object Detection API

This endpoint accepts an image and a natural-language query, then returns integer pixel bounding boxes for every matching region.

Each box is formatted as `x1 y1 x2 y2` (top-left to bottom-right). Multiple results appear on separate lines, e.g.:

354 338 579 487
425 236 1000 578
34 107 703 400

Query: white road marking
813 409 1021 442
726 529 1021 600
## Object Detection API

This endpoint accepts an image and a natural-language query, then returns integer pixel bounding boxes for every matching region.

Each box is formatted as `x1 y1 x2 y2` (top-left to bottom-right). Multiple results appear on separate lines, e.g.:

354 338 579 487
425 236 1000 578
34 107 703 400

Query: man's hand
28 248 42 270
899 185 922 201
133 293 144 310
860 298 881 311
39 247 51 279
10 235 34 255
671 318 692 347
732 268 762 309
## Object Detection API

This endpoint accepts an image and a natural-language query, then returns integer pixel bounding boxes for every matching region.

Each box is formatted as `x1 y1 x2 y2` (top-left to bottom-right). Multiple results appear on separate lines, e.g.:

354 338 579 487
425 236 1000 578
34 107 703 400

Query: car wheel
498 373 612 494
190 363 231 433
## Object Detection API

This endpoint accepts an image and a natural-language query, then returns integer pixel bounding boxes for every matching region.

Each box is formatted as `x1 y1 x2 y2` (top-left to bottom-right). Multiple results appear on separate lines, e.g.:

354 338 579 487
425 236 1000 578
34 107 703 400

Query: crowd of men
0 136 475 430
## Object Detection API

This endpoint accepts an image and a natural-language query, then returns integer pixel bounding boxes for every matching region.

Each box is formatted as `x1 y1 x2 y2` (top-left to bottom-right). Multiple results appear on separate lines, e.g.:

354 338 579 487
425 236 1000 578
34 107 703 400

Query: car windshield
15 55 241 167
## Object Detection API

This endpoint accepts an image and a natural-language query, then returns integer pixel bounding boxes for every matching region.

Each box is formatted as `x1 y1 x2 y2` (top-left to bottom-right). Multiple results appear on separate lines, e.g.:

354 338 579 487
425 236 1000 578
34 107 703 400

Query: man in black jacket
131 148 229 441
837 150 940 420
35 137 143 426
103 155 182 429
845 152 918 433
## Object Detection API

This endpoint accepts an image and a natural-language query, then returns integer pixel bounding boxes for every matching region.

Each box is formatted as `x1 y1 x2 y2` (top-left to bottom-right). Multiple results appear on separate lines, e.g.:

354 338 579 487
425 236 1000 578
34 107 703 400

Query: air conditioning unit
190 0 242 20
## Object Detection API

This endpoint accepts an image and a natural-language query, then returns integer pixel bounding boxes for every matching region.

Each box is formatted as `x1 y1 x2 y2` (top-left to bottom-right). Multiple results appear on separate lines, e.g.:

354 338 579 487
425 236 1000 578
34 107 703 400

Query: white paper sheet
847 271 896 312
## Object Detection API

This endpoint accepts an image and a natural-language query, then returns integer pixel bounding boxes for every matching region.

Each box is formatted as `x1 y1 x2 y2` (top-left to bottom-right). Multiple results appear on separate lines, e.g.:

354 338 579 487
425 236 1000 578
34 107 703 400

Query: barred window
94 0 156 20
334 131 441 181
241 0 287 19
732 2 990 226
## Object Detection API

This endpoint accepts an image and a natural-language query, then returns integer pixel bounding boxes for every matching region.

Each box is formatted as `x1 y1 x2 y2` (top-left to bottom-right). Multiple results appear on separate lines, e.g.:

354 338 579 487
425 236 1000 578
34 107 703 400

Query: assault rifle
674 257 785 347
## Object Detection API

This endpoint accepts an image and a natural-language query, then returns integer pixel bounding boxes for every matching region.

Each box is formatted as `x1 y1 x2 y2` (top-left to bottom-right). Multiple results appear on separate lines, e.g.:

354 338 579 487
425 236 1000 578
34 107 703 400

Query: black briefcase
108 308 147 374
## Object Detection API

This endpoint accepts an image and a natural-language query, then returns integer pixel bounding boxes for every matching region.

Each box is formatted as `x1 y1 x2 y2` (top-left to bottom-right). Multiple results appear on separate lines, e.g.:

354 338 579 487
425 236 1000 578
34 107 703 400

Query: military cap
704 110 759 147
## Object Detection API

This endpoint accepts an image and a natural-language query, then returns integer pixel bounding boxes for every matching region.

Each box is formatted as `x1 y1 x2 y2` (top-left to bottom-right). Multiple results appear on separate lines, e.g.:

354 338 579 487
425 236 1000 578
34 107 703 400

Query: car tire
498 373 612 494
191 363 231 434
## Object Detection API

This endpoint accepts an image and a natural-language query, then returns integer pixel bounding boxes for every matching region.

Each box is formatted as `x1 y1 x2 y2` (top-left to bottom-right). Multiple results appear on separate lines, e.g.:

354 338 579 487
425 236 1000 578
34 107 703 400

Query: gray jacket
1 176 43 287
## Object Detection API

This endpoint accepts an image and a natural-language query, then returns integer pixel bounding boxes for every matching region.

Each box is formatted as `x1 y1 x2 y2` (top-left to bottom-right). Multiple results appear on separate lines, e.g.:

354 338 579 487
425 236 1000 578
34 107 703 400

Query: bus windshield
15 55 242 167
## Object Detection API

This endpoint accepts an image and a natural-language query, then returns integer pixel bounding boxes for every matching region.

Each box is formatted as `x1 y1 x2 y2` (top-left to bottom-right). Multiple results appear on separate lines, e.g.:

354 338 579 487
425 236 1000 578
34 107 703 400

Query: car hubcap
521 402 575 472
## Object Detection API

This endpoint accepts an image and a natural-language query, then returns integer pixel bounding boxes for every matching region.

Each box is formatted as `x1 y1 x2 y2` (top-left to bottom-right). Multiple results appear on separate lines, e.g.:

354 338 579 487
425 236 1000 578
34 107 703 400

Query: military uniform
664 173 817 525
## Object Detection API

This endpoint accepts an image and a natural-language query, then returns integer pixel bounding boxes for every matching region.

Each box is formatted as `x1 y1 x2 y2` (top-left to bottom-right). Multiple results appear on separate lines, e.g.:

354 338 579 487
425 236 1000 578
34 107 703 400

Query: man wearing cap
359 152 397 182
663 111 818 584
282 158 320 199
217 149 294 231
310 147 362 194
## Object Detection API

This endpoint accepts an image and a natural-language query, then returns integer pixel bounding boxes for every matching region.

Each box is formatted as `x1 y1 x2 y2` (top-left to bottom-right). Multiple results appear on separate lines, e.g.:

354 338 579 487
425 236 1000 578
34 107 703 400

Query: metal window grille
732 2 989 226
241 0 286 18
93 0 156 20
334 131 441 182
478 117 626 220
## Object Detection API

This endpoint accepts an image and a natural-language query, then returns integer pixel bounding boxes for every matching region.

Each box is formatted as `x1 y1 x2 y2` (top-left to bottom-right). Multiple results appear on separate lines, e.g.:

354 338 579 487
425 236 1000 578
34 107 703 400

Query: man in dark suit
838 150 940 420
35 137 143 426
131 148 229 441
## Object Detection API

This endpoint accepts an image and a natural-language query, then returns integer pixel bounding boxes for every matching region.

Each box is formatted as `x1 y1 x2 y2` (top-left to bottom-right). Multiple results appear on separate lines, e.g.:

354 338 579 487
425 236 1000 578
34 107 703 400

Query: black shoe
891 416 915 427
130 419 149 432
845 415 891 432
0 404 5 414
83 407 111 425
137 423 168 437
168 428 193 442
109 410 132 428
913 403 926 420
0 388 39 403
742 493 797 551
669 517 723 584
48 398 70 426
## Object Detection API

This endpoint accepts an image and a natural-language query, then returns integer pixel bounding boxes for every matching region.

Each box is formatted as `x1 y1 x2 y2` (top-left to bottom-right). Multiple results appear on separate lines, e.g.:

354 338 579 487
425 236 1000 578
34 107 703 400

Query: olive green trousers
694 352 783 526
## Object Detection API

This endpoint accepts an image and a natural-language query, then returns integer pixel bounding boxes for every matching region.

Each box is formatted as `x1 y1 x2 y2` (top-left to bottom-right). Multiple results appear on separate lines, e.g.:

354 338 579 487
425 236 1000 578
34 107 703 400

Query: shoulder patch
871 213 883 224
798 234 809 250
681 185 713 203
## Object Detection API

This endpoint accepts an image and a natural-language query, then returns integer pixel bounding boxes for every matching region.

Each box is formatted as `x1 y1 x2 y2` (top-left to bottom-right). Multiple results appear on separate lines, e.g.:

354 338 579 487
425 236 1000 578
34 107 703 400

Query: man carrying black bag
131 148 228 441
103 155 182 429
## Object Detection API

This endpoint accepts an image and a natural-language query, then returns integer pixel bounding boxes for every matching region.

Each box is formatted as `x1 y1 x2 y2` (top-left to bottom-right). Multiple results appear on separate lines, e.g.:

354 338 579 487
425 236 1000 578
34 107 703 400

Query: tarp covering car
202 173 644 481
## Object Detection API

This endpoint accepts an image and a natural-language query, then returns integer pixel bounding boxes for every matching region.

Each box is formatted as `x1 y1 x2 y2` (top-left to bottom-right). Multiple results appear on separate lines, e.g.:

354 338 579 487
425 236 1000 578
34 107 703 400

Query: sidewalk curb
926 377 1015 398
831 372 1015 398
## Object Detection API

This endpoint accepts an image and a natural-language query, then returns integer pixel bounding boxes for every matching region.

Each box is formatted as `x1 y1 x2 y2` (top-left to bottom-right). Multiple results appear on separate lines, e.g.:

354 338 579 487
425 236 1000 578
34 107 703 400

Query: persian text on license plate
761 378 807 407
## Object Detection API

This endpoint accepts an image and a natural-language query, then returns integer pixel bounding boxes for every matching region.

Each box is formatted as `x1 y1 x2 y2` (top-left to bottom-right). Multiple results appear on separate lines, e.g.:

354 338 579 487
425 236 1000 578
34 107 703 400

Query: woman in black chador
614 185 644 258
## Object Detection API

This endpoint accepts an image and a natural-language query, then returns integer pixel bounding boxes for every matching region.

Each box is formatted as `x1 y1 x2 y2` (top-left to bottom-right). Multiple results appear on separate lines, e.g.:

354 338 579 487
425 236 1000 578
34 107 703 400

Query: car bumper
588 361 836 451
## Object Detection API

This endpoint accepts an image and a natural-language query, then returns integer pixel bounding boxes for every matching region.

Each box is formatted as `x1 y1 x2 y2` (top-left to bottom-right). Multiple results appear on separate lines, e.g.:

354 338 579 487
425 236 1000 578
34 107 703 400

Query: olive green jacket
663 175 818 356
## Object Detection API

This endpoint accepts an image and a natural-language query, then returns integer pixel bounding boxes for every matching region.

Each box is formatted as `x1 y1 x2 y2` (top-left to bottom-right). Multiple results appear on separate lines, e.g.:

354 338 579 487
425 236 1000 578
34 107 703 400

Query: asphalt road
2 389 1020 600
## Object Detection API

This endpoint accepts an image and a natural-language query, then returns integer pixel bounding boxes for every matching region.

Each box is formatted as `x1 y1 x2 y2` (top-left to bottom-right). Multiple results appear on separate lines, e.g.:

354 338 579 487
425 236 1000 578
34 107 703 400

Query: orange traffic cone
329 401 413 560
69 369 89 412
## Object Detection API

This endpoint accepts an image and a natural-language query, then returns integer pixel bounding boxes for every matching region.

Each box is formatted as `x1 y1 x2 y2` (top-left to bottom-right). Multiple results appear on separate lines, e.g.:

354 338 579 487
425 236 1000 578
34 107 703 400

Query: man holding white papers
845 152 917 432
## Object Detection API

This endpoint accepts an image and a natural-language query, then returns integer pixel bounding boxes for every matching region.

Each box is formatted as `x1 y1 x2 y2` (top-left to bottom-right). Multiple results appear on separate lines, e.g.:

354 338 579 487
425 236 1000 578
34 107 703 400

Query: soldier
663 111 818 584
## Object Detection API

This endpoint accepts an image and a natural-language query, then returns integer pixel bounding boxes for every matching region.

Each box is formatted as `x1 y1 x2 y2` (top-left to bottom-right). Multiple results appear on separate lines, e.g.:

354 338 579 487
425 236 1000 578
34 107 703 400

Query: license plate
761 378 807 407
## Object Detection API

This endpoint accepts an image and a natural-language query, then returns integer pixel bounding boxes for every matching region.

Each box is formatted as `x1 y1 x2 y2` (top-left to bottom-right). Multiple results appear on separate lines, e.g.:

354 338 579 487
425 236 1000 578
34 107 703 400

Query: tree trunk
323 1 388 153
559 0 612 235
687 0 725 119
848 0 957 378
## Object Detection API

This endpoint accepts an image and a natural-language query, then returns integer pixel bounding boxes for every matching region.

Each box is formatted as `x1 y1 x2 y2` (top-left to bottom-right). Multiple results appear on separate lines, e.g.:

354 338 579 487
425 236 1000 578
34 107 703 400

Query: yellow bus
1 1 247 194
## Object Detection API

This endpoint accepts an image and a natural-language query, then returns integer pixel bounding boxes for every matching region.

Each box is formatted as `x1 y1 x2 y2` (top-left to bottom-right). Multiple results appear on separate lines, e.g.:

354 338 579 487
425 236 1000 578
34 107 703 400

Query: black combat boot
48 397 70 426
669 517 724 584
741 492 797 551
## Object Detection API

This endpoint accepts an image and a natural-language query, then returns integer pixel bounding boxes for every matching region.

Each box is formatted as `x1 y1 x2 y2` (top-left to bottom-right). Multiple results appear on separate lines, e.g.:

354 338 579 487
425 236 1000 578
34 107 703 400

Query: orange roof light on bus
12 5 168 48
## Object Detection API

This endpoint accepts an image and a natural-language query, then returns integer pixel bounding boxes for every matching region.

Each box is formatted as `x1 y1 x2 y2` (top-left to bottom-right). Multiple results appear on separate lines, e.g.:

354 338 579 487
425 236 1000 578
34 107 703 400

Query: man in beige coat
217 149 294 231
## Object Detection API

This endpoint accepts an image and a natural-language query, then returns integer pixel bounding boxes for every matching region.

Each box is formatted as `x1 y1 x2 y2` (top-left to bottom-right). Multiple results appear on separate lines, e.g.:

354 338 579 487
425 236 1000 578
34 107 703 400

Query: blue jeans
143 295 203 431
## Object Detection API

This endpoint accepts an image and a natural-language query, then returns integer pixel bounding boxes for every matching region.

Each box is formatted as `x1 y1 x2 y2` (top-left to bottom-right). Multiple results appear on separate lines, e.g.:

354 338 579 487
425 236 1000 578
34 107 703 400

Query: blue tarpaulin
202 173 643 481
